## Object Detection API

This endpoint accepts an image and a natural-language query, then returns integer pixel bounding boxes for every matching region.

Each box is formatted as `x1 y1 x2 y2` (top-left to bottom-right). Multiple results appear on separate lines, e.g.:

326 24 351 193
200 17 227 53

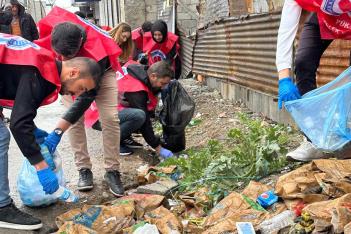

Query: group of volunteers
1 0 349 230
0 3 180 230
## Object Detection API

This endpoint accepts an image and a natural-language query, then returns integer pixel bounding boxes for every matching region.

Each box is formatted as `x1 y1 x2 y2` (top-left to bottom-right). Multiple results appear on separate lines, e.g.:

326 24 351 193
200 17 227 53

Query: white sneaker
286 141 327 162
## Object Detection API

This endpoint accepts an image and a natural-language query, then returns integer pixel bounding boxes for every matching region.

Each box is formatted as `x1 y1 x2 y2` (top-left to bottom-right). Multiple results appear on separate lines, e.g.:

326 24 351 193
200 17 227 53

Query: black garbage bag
159 80 195 152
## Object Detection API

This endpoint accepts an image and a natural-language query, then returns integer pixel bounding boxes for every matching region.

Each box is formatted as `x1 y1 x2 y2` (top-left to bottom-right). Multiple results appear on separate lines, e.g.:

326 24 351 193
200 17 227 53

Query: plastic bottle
40 144 56 171
53 186 79 203
259 210 296 234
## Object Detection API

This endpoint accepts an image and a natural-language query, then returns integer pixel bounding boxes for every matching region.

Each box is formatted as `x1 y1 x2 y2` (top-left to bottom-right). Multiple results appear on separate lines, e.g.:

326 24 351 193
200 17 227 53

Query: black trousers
295 13 333 95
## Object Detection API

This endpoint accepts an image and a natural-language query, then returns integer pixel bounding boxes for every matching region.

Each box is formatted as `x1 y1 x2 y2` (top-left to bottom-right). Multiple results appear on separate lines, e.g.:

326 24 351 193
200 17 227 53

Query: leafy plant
161 112 293 199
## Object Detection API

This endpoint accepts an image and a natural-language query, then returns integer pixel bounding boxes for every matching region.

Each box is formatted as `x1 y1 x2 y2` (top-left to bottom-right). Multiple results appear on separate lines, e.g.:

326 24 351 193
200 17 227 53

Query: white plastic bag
133 223 160 234
17 147 65 207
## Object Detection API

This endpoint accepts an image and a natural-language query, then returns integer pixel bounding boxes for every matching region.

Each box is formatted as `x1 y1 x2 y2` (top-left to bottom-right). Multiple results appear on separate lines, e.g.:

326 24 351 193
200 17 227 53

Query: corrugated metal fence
186 10 351 96
193 12 281 95
179 31 195 78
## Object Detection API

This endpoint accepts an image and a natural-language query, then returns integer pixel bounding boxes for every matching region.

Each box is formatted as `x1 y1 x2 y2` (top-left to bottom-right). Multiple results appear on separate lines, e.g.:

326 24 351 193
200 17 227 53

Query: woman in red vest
143 20 181 79
276 0 351 161
109 22 133 65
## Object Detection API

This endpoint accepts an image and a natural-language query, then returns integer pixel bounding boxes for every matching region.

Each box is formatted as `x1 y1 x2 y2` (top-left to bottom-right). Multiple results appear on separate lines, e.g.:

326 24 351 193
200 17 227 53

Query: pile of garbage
55 159 351 233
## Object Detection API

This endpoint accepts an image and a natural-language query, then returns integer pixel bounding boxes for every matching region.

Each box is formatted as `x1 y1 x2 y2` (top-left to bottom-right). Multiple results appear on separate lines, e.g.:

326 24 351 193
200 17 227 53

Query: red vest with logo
132 27 143 51
296 0 351 39
83 60 158 127
0 33 60 108
117 61 158 112
143 32 179 66
35 6 121 71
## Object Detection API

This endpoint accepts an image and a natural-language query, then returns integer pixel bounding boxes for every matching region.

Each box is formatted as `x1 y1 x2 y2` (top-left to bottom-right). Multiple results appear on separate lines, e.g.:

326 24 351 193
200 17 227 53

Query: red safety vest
117 61 158 111
296 0 351 39
143 32 179 66
35 6 121 71
101 25 112 31
83 60 158 127
0 33 60 108
132 27 143 51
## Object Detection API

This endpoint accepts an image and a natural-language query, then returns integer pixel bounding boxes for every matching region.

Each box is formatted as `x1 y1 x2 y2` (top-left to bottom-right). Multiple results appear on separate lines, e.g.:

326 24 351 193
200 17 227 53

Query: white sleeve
276 0 302 72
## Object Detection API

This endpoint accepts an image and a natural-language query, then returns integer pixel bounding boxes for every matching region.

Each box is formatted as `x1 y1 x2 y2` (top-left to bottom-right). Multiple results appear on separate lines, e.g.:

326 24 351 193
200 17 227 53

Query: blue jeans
0 119 11 207
119 108 146 143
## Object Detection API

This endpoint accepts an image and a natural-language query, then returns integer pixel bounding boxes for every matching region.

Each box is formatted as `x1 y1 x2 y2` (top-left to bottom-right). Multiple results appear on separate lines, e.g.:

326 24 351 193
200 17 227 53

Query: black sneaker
104 170 125 197
123 137 143 149
0 202 42 230
120 145 133 156
78 168 94 191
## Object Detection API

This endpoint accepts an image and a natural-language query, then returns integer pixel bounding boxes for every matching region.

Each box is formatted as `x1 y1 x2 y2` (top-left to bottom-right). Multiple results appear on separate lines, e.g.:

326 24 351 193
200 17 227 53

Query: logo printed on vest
0 34 40 50
116 66 129 81
321 0 351 15
151 50 167 62
76 16 111 38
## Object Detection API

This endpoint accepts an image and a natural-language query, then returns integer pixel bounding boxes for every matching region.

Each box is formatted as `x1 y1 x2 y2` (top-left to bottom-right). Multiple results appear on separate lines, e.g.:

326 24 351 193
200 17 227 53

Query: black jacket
123 64 161 148
10 0 39 41
0 62 59 165
0 9 12 34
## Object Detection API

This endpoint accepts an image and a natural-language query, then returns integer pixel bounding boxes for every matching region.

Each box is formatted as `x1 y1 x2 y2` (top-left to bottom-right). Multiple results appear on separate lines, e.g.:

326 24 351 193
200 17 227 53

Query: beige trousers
62 69 120 171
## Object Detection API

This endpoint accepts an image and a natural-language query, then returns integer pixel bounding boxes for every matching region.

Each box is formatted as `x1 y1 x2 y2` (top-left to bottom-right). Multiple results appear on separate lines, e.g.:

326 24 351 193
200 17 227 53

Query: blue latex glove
278 77 301 109
44 131 62 154
37 168 59 194
34 128 48 143
159 147 174 159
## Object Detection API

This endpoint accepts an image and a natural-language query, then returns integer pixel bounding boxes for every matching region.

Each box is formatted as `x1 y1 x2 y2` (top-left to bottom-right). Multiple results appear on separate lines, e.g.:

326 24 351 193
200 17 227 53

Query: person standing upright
8 0 38 41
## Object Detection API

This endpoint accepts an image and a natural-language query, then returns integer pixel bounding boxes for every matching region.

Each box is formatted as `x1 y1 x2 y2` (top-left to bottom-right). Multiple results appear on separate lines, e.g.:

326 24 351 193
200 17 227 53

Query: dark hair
151 20 168 43
51 22 87 58
147 61 173 79
74 11 85 18
141 21 153 33
65 57 101 86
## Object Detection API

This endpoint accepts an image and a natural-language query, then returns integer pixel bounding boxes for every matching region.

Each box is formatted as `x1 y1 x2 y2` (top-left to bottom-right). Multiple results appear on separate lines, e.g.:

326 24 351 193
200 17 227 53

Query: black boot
77 168 94 191
0 202 42 230
104 170 125 196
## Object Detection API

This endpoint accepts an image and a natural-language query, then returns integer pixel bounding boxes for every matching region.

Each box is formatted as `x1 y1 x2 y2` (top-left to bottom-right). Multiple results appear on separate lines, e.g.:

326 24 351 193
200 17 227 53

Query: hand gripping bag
17 145 65 207
285 66 351 151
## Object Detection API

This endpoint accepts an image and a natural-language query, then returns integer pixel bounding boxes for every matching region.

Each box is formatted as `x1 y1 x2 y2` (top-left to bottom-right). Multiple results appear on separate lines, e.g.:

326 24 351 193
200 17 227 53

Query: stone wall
176 0 198 36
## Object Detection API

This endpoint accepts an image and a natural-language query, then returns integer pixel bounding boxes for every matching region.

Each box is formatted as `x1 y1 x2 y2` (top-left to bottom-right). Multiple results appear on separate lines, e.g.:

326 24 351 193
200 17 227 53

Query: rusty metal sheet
179 32 195 78
193 12 281 95
317 40 351 86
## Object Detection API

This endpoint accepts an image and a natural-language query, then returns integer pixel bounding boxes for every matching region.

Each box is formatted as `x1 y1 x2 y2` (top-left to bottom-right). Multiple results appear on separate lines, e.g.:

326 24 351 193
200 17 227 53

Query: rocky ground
2 78 303 234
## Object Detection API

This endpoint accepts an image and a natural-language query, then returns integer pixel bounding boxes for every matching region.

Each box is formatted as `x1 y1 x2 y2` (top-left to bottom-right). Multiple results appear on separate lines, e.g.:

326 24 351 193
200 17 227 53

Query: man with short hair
0 33 100 230
36 8 124 196
118 61 174 158
132 21 153 62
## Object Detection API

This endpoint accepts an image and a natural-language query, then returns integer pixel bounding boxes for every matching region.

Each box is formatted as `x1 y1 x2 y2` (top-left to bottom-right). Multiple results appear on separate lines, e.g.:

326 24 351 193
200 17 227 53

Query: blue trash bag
285 66 351 152
17 145 65 207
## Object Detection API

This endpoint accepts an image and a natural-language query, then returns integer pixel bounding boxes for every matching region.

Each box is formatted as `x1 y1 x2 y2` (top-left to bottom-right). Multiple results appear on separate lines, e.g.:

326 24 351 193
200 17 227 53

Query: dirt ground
1 78 303 234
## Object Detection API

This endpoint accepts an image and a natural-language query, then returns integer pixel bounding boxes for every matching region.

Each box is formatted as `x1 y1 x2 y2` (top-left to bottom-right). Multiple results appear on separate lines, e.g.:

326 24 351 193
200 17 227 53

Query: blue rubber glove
34 128 48 144
44 131 62 154
159 147 174 159
37 168 59 194
278 77 301 109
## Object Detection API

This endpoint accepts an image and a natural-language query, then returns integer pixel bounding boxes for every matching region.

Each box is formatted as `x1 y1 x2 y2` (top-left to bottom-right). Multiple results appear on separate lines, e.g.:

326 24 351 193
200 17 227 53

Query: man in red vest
0 33 100 230
35 8 124 196
118 61 174 158
132 21 152 62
